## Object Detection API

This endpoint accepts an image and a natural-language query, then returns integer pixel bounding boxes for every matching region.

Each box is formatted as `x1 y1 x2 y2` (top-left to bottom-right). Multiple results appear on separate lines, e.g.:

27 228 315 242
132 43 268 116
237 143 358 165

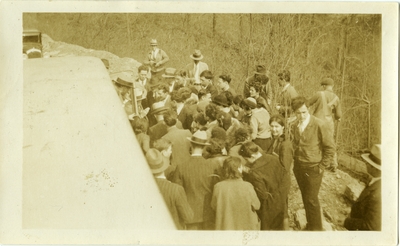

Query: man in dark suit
161 110 192 172
344 144 381 231
145 149 193 229
172 130 220 230
290 96 335 231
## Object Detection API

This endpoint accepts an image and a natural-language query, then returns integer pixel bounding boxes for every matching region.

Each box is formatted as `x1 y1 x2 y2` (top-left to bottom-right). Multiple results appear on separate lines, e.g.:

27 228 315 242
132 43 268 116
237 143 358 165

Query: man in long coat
172 130 220 230
239 141 286 230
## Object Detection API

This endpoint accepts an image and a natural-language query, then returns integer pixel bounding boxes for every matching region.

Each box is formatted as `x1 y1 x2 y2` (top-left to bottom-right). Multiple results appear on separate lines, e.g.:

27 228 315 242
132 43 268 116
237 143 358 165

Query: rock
294 209 307 230
338 153 368 175
323 220 333 231
336 173 341 179
323 209 333 221
344 182 366 202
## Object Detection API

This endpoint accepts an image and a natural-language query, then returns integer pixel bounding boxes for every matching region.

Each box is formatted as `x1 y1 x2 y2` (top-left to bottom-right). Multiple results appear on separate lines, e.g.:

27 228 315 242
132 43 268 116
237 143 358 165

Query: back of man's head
163 110 178 127
200 70 213 80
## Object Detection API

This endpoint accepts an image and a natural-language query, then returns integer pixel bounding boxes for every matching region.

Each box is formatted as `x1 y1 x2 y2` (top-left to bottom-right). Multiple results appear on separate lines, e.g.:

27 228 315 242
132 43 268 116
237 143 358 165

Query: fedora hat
150 39 158 46
361 144 381 170
146 149 169 174
213 94 229 107
190 50 204 60
321 78 334 86
162 67 177 78
150 101 169 115
114 74 135 87
187 130 210 146
254 65 267 75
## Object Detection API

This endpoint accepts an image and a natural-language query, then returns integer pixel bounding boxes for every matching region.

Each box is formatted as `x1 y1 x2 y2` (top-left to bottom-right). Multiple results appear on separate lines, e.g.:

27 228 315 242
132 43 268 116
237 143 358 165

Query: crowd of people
107 39 381 231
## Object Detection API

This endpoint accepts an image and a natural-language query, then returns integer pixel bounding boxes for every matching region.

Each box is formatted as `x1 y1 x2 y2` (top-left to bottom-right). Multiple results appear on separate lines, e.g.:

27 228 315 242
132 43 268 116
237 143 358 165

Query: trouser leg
293 164 324 231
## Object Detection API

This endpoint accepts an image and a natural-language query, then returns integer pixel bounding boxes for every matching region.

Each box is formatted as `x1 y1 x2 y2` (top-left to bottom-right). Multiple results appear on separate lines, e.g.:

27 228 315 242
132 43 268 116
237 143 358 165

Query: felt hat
213 94 229 107
162 68 177 78
361 144 381 170
150 101 169 115
150 39 158 46
187 130 210 146
254 65 267 75
114 73 135 87
321 78 334 86
242 97 257 109
146 149 169 174
190 50 204 60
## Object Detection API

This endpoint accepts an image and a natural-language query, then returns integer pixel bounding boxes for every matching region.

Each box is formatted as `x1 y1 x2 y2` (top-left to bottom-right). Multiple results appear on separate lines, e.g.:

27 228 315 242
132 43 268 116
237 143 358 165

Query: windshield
23 35 40 43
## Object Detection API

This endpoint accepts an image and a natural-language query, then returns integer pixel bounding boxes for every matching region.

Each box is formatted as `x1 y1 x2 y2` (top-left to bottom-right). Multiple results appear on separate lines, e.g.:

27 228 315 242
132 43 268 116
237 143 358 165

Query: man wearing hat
185 49 209 84
243 65 272 103
344 144 381 231
161 68 180 93
148 103 183 145
145 149 193 229
172 130 220 230
308 77 342 172
143 39 169 85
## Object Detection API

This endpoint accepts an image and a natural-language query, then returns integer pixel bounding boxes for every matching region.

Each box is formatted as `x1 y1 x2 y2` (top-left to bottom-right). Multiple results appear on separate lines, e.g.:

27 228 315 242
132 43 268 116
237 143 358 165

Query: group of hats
150 38 204 61
146 130 210 174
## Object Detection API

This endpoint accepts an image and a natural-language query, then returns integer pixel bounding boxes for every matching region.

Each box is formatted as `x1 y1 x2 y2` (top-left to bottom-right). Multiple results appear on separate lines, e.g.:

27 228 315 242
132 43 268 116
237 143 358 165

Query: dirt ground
288 166 368 231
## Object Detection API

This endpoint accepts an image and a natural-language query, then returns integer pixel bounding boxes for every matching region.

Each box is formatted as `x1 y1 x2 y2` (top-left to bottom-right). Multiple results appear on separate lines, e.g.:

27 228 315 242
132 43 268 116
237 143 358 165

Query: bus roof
23 56 175 230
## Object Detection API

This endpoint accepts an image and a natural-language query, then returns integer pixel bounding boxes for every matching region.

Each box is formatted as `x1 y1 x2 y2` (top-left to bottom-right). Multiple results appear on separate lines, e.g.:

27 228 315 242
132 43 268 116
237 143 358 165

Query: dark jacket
155 178 193 229
243 152 286 230
172 156 220 225
266 135 293 194
344 179 381 231
290 115 335 169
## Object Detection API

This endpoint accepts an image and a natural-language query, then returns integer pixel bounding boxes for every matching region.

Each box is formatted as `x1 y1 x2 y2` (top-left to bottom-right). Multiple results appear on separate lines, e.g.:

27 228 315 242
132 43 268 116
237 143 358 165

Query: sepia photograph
0 1 398 245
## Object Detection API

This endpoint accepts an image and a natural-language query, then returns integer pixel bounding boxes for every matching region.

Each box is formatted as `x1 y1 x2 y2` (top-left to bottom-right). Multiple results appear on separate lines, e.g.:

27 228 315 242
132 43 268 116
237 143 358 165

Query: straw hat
190 50 204 60
162 68 177 78
150 101 169 115
150 39 158 46
146 149 169 174
187 130 210 145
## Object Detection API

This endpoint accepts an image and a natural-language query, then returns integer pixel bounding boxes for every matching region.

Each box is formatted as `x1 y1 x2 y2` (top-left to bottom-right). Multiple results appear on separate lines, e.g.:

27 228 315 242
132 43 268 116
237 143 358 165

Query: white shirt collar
297 113 311 132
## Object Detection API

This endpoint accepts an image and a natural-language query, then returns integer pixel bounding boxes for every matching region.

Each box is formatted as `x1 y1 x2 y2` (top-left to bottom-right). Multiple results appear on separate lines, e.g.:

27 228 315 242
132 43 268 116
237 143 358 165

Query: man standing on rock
290 96 335 231
307 78 342 172
143 39 169 85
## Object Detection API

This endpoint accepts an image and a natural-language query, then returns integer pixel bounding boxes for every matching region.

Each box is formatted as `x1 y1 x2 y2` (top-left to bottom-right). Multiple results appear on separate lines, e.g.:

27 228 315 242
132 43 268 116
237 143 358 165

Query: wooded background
23 13 381 155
